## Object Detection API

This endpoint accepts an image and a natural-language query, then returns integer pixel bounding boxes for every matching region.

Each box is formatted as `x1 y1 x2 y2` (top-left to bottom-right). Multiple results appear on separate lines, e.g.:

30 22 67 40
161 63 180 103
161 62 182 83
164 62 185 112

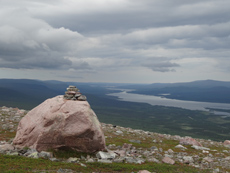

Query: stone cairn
63 85 87 101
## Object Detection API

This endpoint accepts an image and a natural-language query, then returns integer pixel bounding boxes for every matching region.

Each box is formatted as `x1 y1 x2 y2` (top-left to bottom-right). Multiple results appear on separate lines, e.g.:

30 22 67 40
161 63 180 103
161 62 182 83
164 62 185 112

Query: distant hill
0 79 118 109
125 80 230 103
0 79 63 109
1 79 230 141
0 79 230 108
150 80 230 88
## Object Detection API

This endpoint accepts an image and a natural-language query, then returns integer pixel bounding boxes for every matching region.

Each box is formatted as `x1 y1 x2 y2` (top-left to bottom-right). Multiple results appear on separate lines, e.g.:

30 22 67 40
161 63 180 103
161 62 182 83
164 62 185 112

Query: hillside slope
1 106 230 172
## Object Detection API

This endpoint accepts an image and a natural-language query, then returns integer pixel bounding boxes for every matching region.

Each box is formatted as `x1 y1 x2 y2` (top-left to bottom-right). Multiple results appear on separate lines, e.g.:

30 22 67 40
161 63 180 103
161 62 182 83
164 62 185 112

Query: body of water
108 90 230 116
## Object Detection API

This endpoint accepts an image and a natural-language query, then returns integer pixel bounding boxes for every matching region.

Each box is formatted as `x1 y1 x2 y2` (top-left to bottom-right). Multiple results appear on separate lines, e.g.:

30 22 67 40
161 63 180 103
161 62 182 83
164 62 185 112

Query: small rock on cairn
63 85 87 101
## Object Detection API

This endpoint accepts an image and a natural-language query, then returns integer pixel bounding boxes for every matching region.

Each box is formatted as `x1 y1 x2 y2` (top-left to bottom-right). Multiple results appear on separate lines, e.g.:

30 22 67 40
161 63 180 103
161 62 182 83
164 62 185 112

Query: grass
104 130 155 149
2 93 230 141
0 154 211 173
0 131 16 141
88 162 210 173
92 100 230 141
1 106 230 172
51 148 96 159
0 154 87 173
0 129 217 173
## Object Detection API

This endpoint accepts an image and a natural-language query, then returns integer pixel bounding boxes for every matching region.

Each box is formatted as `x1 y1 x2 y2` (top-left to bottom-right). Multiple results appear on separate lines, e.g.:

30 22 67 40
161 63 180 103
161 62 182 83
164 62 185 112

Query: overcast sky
0 0 230 83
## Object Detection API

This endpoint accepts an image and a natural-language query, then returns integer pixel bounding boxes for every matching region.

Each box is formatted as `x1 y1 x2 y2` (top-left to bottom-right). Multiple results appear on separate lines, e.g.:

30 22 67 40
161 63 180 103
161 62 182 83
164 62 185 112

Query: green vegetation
1 127 225 173
1 79 230 172
90 95 230 141
51 149 95 159
0 154 86 172
1 79 230 141
0 131 16 141
207 108 230 113
1 120 230 172
0 129 215 173
0 154 211 173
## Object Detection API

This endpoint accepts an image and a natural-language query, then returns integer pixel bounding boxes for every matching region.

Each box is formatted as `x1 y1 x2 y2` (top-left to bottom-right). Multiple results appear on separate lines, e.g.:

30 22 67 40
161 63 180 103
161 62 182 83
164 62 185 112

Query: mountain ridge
1 78 230 142
122 79 230 103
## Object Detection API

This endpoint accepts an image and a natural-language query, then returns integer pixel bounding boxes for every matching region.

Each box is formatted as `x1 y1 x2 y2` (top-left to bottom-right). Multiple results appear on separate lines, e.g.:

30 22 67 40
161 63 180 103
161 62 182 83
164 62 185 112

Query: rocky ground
1 106 230 173
0 106 27 132
102 124 230 172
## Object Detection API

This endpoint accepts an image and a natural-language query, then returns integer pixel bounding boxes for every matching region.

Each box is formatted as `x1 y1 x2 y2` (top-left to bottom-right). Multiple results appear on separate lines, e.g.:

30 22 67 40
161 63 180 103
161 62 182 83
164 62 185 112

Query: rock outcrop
13 95 105 153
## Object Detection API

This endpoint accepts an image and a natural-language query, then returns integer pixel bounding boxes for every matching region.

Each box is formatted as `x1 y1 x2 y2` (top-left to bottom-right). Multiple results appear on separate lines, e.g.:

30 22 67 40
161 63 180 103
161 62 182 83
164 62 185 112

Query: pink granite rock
122 143 133 150
13 96 106 153
162 157 175 165
223 140 230 145
180 137 202 146
114 149 126 157
138 170 151 173
0 144 14 151
203 157 213 163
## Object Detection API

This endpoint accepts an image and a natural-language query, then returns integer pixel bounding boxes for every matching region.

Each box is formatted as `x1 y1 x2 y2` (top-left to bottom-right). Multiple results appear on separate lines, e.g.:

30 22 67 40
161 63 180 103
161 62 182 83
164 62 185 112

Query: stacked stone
63 85 87 101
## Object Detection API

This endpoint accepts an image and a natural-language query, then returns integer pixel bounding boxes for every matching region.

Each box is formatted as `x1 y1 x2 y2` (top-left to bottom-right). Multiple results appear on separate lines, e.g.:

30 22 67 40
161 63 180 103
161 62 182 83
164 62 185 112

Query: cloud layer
0 0 230 82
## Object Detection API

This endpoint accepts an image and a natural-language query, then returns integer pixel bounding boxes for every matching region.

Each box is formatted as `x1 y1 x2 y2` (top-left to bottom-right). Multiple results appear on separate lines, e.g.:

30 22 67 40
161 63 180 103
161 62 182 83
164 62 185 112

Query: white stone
28 152 39 159
0 144 14 151
98 159 112 163
116 130 123 134
38 151 53 159
96 151 116 160
168 149 174 154
175 144 187 150
202 157 213 163
202 150 209 153
183 156 194 163
191 145 210 150
66 157 79 163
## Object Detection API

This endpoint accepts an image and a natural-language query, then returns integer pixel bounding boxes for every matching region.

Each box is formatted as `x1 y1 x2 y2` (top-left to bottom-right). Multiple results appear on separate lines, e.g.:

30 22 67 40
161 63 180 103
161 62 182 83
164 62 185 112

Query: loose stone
96 151 116 160
98 159 113 163
63 85 87 101
162 157 175 165
66 157 79 163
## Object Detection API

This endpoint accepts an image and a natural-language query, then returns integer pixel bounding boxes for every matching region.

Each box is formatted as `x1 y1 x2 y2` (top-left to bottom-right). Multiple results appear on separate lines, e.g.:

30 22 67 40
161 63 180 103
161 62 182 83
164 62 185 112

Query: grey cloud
142 58 180 72
35 0 230 35
0 7 85 70
0 56 72 69
0 0 230 83
215 57 230 72
95 22 230 51
71 59 91 70
57 75 84 79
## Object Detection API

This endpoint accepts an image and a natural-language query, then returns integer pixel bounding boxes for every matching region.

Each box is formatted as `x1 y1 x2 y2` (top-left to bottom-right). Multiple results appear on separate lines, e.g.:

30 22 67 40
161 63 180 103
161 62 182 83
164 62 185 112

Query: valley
0 79 230 141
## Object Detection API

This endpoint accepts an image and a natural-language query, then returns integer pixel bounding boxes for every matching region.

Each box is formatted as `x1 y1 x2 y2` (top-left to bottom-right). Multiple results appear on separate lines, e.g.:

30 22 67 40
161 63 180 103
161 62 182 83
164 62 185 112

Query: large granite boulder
13 96 106 153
